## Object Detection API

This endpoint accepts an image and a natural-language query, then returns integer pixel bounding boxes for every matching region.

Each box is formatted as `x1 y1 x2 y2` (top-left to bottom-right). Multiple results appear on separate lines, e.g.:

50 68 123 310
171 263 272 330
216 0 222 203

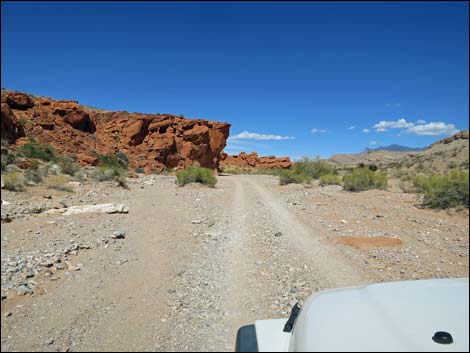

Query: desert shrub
176 166 217 187
135 167 145 174
1 153 16 172
94 152 129 171
2 172 26 191
319 173 342 186
16 140 57 162
368 164 378 172
25 168 44 184
23 158 41 170
58 156 81 176
91 152 129 187
294 157 336 179
447 162 458 169
279 170 312 185
343 167 388 191
91 167 119 181
73 169 87 182
44 175 74 192
413 171 469 209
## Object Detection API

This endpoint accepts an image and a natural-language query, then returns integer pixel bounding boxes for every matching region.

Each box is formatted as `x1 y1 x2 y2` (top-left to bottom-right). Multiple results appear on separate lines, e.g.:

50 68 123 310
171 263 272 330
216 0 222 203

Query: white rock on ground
46 203 129 215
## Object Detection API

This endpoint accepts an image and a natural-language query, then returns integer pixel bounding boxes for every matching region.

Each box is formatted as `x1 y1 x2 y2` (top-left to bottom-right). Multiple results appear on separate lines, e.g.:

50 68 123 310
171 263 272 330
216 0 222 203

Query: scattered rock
48 164 62 175
111 230 126 239
16 284 33 296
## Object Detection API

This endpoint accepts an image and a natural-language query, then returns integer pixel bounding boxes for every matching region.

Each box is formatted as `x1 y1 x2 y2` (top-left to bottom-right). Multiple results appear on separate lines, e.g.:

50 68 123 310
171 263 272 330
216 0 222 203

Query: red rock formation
220 151 292 169
1 90 230 172
1 103 25 143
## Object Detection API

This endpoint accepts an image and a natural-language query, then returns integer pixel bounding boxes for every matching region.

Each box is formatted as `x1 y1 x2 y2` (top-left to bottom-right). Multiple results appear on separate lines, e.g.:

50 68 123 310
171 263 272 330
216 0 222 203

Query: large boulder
1 103 25 143
4 93 34 110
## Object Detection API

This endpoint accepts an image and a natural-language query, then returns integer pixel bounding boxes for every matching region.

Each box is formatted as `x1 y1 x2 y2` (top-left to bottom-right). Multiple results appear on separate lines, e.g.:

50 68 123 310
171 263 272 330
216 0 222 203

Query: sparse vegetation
279 170 312 185
293 157 337 179
319 173 342 186
44 175 74 192
135 167 145 174
2 172 26 191
1 153 16 172
91 152 129 187
16 140 57 162
343 167 388 192
176 166 217 187
58 156 81 176
413 171 469 209
18 117 33 128
25 168 45 184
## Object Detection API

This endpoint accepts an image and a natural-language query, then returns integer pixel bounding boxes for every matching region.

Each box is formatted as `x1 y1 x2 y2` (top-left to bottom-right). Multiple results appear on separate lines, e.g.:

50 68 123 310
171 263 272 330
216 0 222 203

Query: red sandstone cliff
220 151 292 169
1 91 230 173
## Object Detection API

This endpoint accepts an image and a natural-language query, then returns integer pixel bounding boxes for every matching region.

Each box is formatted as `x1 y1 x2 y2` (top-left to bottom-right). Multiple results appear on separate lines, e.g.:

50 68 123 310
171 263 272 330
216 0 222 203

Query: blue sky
1 1 468 159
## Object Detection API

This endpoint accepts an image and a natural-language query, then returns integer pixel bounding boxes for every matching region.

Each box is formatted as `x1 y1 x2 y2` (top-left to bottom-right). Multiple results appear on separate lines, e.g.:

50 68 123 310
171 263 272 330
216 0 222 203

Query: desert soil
1 174 468 352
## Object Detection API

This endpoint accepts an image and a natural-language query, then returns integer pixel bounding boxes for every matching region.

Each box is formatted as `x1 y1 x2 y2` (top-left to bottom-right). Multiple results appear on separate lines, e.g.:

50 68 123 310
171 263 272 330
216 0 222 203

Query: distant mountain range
364 144 427 153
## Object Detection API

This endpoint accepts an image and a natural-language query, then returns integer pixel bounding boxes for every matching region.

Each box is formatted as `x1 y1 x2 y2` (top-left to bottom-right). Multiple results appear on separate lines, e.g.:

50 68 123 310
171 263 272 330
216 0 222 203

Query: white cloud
228 131 295 140
311 128 327 134
405 122 459 136
369 118 459 136
369 140 377 145
362 128 370 133
373 118 414 132
348 126 355 130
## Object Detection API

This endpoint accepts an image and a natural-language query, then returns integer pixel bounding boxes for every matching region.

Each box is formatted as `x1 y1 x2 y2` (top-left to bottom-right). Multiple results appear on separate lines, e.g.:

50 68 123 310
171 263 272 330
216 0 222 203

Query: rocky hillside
329 130 469 173
400 130 469 173
1 90 230 173
220 151 292 170
329 150 419 169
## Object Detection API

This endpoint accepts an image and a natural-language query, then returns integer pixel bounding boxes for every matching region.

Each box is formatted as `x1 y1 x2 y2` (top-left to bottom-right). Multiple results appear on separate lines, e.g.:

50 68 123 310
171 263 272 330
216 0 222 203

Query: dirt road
1 175 468 351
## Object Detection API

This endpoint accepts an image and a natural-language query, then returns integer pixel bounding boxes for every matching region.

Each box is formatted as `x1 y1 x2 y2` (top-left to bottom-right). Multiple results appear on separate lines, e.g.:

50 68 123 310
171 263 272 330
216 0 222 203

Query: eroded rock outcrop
1 90 230 172
220 151 292 169
1 103 25 143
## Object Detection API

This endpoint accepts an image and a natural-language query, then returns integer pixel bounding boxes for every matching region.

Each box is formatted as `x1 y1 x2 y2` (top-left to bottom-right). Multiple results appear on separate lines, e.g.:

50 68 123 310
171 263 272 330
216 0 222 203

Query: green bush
294 157 337 179
94 152 129 170
413 171 469 209
91 152 129 187
319 173 342 186
343 168 388 192
2 172 26 191
16 140 57 162
25 168 44 184
135 167 145 174
1 153 16 172
176 166 217 187
279 170 312 185
91 167 119 181
368 164 378 172
58 156 81 176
